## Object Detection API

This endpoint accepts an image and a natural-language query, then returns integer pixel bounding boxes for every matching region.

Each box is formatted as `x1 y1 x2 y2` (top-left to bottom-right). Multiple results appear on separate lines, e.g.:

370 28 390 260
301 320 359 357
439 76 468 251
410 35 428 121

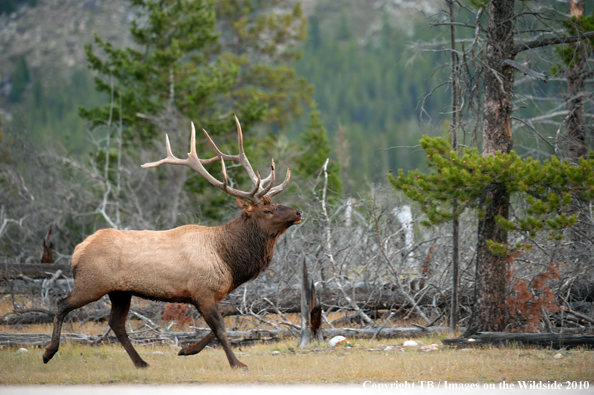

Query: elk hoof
135 360 149 369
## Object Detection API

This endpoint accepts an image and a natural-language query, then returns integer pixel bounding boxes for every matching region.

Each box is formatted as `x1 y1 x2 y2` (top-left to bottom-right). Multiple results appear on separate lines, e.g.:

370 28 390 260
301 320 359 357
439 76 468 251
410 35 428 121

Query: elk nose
296 210 303 219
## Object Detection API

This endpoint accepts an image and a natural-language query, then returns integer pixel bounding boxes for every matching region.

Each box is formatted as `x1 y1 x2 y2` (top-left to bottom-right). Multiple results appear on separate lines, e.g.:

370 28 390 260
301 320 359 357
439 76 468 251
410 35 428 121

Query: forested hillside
294 6 449 189
1 0 448 189
0 0 591 189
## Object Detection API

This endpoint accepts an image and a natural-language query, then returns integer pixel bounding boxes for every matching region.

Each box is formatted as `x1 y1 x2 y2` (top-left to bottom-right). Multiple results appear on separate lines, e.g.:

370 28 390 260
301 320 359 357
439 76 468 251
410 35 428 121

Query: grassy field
1 297 592 385
0 333 592 385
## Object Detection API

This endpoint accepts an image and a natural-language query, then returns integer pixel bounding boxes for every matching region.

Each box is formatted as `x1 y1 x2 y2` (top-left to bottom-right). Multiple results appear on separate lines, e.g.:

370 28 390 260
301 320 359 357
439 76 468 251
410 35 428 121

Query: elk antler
141 115 291 204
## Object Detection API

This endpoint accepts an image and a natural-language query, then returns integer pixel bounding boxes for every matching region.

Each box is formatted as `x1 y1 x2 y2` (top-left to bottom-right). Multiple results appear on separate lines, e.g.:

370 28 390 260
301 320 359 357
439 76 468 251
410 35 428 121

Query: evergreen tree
80 0 232 142
297 108 343 196
0 0 37 16
0 0 16 15
391 136 593 238
336 9 351 41
80 0 310 144
8 57 31 103
308 16 322 50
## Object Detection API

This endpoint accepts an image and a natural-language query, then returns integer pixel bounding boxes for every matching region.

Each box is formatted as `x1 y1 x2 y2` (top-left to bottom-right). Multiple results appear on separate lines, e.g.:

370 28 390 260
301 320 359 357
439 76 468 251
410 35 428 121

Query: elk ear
236 197 254 213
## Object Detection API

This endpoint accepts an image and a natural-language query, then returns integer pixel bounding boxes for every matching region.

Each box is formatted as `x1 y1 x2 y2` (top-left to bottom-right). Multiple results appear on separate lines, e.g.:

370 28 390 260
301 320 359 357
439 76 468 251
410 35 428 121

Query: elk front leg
198 301 247 369
43 288 104 364
108 291 148 368
178 331 216 356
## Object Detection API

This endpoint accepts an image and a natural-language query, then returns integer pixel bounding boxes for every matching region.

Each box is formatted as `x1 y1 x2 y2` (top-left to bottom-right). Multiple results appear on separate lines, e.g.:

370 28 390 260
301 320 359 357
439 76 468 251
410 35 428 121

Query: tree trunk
448 0 460 332
299 259 313 348
565 0 592 257
567 0 587 161
464 0 515 337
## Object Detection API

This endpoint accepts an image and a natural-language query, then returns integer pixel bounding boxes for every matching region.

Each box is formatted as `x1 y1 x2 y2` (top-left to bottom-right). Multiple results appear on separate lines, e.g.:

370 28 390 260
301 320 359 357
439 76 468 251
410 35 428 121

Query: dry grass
1 298 592 385
0 333 592 385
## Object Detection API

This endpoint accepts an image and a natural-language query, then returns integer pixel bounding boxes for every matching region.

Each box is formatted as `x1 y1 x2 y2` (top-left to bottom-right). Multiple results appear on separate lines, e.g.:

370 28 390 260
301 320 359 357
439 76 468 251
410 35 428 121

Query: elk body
42 116 302 369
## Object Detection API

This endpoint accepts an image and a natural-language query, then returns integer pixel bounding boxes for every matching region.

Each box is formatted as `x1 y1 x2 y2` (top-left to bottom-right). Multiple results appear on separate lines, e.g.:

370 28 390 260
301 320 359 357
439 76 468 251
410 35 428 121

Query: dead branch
513 31 594 56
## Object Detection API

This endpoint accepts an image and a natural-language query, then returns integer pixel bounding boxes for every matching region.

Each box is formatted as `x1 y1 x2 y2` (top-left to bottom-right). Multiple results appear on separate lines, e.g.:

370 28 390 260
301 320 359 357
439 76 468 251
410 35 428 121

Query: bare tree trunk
564 0 592 266
299 259 312 348
464 0 515 337
567 0 587 161
448 0 460 332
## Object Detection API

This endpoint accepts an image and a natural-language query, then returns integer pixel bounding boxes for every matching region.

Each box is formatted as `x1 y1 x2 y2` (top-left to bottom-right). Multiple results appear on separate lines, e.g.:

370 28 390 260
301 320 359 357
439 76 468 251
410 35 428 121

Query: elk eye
264 210 273 215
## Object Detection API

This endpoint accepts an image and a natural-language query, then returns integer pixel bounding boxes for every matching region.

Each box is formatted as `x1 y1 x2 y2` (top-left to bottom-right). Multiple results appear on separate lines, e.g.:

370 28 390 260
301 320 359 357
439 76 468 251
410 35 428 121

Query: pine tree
80 0 232 142
297 108 343 196
8 57 31 103
391 136 594 246
80 0 310 143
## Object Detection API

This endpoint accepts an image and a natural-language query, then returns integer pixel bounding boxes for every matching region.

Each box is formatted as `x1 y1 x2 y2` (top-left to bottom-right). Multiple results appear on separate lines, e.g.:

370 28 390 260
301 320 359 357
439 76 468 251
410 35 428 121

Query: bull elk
42 116 302 369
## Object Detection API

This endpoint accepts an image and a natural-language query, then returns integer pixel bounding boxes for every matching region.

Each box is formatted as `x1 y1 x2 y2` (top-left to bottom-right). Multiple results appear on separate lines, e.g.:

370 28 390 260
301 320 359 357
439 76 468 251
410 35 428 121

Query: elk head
236 196 302 238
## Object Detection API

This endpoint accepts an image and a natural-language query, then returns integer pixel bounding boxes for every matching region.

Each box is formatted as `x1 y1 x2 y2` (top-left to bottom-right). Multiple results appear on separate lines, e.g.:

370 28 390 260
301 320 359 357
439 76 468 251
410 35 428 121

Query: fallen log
442 332 594 348
0 332 280 348
0 306 163 325
0 326 447 347
182 326 446 342
0 278 74 295
0 262 71 279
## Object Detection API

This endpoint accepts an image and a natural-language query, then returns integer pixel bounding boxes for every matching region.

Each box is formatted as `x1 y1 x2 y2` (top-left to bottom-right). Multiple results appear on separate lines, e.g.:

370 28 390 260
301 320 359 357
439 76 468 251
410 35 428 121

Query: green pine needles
79 0 310 144
297 108 343 196
80 0 230 141
390 136 594 254
552 10 594 73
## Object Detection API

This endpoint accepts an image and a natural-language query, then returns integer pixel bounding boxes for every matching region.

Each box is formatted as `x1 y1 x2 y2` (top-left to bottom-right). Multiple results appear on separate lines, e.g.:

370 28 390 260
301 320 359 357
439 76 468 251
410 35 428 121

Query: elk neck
214 214 278 290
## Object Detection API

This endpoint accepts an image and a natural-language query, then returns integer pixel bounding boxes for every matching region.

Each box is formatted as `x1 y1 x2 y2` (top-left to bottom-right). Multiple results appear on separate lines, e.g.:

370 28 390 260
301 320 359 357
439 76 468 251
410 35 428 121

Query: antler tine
233 114 260 186
220 157 228 190
256 159 276 199
166 134 176 159
141 134 183 168
202 119 259 187
264 166 291 198
234 114 244 156
189 122 198 158
247 170 262 198
202 128 225 159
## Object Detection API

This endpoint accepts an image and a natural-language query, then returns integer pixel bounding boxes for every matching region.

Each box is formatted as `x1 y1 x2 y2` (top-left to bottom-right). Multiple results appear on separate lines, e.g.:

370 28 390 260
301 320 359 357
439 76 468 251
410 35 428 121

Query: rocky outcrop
0 0 133 84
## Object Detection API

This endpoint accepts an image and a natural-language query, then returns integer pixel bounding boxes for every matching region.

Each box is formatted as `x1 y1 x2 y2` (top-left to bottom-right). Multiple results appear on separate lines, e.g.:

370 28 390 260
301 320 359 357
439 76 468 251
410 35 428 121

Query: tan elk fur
72 226 235 304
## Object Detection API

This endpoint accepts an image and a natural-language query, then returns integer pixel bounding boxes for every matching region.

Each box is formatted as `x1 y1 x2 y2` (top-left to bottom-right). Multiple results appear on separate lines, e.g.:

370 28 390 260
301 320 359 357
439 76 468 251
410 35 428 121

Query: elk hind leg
43 288 104 363
178 331 216 356
199 301 246 369
108 291 148 368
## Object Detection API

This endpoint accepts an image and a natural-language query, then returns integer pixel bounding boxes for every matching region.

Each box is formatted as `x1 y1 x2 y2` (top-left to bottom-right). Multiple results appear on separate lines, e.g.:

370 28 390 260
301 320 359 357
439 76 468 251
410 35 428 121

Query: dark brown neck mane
215 214 278 290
